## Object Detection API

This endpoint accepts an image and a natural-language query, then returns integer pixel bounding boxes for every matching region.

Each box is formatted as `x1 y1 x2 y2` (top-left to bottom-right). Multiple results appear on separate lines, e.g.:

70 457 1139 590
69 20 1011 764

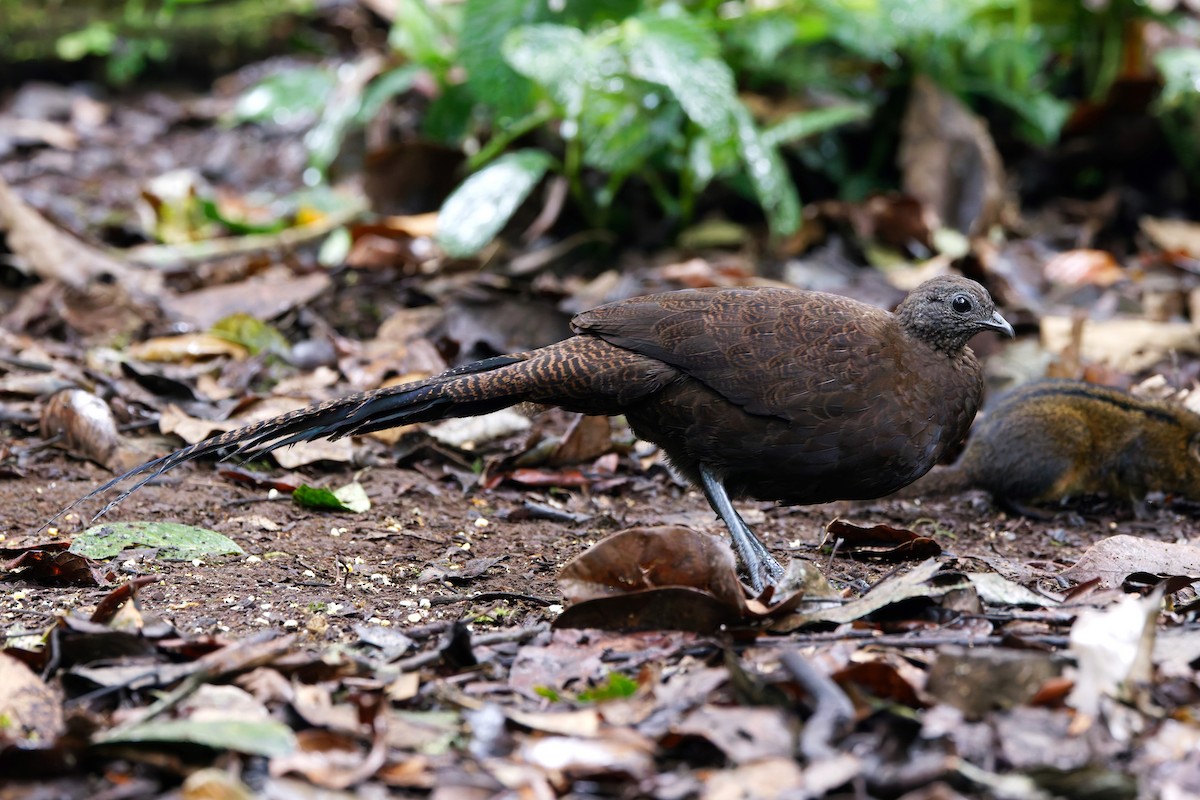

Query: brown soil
6 436 1190 642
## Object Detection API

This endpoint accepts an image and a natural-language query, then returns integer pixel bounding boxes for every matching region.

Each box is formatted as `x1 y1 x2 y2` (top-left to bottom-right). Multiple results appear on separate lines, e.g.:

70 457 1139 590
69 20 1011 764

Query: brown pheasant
57 274 1013 592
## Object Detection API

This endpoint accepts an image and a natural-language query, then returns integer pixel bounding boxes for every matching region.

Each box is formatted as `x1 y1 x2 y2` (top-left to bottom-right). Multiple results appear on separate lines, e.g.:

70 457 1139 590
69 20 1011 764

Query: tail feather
42 354 534 532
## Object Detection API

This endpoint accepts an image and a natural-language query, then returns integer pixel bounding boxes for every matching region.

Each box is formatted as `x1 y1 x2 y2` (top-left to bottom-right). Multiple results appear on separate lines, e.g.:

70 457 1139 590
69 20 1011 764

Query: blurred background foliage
2 0 1198 257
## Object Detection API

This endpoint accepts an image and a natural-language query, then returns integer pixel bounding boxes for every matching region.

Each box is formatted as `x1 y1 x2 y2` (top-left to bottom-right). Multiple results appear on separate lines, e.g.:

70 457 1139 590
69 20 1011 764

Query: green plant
425 1 821 256
237 0 1193 256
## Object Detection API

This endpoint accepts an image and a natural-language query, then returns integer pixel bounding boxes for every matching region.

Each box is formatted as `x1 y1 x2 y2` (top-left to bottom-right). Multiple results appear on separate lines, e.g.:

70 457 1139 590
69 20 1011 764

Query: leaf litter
2 39 1200 800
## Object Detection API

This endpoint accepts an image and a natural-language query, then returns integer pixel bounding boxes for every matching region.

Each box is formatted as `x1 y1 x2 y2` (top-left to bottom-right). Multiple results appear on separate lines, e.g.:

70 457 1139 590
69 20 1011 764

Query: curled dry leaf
39 389 122 469
823 519 942 562
555 527 821 632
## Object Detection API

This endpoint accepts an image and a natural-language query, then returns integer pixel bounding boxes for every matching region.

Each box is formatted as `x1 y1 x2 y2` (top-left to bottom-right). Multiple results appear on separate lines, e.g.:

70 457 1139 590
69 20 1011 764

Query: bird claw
745 553 787 595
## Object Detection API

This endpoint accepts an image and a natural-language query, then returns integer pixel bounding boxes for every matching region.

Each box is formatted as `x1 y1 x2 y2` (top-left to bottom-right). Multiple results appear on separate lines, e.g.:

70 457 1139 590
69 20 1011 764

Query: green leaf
294 485 348 511
422 82 479 144
577 672 638 703
533 685 562 702
626 11 737 141
733 105 801 237
356 65 422 125
70 522 244 561
197 198 287 236
503 24 589 117
460 0 541 117
762 103 871 148
101 719 296 757
436 149 555 257
210 313 289 357
389 0 455 69
580 89 681 175
231 66 337 126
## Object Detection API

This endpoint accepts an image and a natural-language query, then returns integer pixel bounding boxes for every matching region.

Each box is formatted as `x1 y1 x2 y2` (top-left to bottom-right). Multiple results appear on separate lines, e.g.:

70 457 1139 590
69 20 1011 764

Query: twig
780 650 856 761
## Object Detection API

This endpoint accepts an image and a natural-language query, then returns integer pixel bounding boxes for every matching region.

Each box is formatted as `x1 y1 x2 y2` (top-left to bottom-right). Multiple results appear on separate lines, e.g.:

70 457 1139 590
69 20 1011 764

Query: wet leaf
70 521 244 561
436 149 555 257
762 102 870 147
733 105 801 237
231 66 337 126
627 10 734 139
502 23 587 113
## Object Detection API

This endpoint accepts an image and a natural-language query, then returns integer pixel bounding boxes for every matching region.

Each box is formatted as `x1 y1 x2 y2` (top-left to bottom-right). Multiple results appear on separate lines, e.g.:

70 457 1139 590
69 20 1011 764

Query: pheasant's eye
951 295 973 313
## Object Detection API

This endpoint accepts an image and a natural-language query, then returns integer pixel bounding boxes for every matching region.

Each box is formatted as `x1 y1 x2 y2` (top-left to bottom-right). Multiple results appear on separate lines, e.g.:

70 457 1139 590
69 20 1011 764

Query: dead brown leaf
1060 535 1200 589
0 653 64 746
899 75 1005 236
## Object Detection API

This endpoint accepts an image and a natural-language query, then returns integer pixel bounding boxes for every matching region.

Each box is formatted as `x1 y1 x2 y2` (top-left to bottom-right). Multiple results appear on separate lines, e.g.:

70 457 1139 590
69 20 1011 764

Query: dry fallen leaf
0 652 65 745
1041 315 1200 373
899 75 1005 236
1059 535 1200 589
39 388 123 469
1042 249 1125 287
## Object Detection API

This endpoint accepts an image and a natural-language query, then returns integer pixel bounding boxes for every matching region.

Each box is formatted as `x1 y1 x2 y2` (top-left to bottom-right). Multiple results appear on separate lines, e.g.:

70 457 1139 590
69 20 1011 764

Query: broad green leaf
436 149 555 257
70 522 244 561
626 11 737 141
422 82 479 144
762 103 871 148
102 719 296 757
389 0 455 69
231 66 337 126
733 106 801 237
580 89 681 175
460 0 541 117
503 24 589 117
